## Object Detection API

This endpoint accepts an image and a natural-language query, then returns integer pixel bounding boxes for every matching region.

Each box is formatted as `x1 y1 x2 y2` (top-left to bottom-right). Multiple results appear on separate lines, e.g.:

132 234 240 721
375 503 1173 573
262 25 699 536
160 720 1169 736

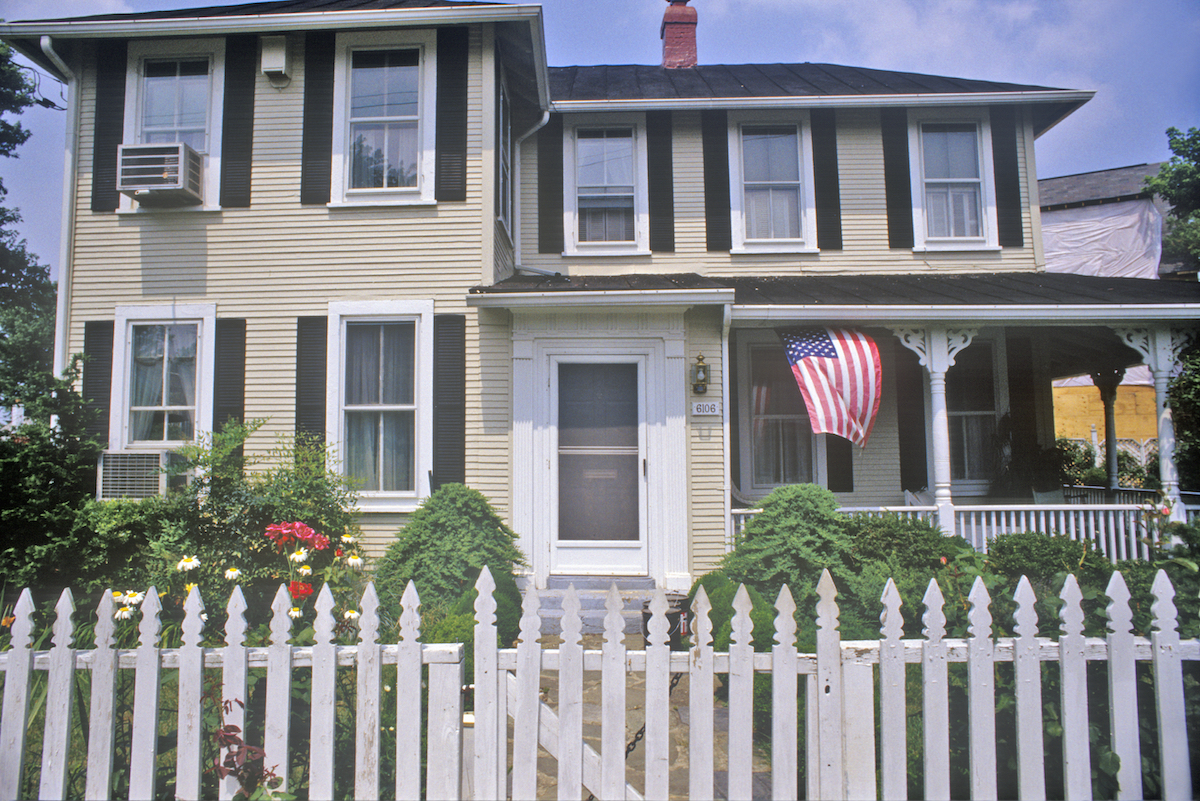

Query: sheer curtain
344 322 415 492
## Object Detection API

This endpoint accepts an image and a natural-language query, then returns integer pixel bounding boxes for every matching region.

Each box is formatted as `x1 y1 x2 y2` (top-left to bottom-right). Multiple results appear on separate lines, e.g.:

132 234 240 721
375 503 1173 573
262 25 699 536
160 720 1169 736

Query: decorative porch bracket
1113 326 1196 522
892 327 978 536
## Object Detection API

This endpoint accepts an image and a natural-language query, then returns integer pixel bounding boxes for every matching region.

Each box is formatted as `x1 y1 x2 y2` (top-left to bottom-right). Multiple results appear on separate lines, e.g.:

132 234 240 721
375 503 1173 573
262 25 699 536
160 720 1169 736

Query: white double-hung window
563 114 649 254
327 301 433 510
109 304 217 451
909 109 999 250
332 31 437 205
123 39 225 208
728 112 817 253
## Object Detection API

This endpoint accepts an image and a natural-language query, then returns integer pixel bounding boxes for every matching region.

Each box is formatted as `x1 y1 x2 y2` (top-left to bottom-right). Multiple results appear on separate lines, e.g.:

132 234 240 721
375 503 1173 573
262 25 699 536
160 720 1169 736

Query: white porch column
1114 327 1195 522
893 327 977 536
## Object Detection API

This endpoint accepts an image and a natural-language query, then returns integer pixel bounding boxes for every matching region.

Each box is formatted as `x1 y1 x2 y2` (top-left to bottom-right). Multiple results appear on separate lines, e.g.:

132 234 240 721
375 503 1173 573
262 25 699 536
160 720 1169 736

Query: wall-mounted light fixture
691 353 709 394
261 36 291 88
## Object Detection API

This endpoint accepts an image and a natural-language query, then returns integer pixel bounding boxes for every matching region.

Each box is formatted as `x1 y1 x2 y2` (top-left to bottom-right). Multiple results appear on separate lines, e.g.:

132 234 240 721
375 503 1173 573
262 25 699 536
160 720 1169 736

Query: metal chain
586 671 684 801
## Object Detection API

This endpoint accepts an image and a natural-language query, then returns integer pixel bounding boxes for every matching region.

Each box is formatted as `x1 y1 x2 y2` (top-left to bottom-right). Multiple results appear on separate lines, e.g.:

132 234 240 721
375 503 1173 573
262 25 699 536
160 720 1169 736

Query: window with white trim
735 331 826 499
332 31 437 205
123 39 226 209
109 304 217 451
563 114 649 254
498 76 513 234
327 300 433 509
946 337 1009 495
727 112 818 253
908 109 999 250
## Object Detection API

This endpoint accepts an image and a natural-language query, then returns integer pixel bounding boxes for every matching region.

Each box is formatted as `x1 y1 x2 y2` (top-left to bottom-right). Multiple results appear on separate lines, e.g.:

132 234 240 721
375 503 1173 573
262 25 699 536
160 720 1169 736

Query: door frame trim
511 309 690 590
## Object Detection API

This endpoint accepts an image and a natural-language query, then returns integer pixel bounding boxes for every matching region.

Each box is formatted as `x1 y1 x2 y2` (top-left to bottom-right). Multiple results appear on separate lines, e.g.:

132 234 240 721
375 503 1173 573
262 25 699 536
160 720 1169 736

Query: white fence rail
3 568 1198 800
954 503 1149 560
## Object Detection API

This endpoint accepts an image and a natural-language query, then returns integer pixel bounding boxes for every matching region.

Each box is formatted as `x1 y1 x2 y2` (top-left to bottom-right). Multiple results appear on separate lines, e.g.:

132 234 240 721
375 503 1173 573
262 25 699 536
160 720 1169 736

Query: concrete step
517 576 663 635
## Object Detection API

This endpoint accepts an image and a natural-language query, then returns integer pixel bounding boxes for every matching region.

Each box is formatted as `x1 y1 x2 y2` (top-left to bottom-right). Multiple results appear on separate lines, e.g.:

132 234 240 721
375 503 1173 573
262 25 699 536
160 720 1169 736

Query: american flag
780 328 882 447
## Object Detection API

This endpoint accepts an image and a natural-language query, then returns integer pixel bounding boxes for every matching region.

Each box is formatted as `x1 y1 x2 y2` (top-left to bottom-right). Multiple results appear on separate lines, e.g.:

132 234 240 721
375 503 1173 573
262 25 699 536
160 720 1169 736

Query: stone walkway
512 633 773 800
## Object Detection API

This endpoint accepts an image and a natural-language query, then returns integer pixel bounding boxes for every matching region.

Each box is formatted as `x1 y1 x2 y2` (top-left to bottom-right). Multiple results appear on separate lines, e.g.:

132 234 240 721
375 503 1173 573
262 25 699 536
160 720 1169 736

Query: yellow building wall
1052 385 1158 442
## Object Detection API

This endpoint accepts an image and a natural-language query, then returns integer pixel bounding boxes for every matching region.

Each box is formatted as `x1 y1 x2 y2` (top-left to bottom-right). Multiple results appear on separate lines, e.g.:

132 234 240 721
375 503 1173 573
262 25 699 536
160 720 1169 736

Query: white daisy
177 555 200 572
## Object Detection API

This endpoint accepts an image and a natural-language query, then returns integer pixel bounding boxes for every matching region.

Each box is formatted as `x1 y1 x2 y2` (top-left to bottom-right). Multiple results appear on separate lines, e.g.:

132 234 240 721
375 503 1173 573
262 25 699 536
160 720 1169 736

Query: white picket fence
2 567 1197 800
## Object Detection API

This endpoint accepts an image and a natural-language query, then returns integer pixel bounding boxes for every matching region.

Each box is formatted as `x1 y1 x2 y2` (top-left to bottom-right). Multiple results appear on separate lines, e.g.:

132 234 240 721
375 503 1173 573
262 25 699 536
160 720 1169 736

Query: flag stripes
780 328 882 447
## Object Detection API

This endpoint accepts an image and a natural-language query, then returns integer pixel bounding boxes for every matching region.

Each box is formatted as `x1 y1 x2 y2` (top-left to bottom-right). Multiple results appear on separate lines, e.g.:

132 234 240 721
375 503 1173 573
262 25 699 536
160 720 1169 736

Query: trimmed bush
374 483 526 615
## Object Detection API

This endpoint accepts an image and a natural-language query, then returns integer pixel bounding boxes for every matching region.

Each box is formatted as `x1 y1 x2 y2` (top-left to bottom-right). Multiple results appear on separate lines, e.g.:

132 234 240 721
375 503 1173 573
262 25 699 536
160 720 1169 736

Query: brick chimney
661 0 698 69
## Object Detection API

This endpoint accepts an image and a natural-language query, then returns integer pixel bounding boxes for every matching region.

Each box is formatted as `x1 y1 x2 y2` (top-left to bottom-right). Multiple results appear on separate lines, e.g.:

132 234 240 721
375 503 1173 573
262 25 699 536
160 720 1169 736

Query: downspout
41 36 78 378
721 302 732 552
513 110 550 274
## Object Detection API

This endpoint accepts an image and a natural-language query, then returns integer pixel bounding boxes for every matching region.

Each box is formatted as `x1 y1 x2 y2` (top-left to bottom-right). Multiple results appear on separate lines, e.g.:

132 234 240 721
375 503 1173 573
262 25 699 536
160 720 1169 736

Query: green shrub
374 483 526 617
721 484 854 621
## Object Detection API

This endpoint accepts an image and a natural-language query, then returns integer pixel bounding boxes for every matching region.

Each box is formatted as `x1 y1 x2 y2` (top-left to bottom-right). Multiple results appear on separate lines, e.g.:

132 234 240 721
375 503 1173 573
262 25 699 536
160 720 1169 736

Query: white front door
551 358 648 575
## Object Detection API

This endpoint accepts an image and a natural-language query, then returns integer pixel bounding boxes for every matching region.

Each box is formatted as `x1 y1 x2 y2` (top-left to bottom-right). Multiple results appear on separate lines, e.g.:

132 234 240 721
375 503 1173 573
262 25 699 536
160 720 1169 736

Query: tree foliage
1169 347 1200 491
1147 126 1200 271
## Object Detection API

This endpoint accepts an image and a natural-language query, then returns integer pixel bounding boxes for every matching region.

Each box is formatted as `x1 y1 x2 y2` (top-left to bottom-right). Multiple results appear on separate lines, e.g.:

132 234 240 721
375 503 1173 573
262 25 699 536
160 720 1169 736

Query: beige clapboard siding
66 29 499 552
470 308 514 519
519 107 1039 277
685 307 727 576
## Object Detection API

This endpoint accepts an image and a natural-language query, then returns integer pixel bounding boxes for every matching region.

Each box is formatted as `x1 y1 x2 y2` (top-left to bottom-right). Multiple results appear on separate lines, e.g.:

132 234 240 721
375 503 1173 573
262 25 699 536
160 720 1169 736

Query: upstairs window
122 39 225 210
727 112 818 253
576 128 635 242
921 123 982 239
907 109 999 251
349 49 420 190
742 126 801 240
331 31 437 205
498 77 513 233
562 114 649 254
141 59 209 152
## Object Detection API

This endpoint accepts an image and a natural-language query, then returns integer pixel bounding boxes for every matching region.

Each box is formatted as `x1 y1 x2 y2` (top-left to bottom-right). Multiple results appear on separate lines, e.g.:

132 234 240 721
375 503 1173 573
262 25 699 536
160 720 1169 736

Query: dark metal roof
470 273 730 293
10 0 501 24
549 63 1061 103
1039 163 1160 209
474 272 1200 307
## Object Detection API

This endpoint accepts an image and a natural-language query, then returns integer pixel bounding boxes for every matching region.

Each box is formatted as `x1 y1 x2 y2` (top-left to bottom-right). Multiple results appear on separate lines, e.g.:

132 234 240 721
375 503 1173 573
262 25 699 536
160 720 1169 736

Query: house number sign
691 401 722 416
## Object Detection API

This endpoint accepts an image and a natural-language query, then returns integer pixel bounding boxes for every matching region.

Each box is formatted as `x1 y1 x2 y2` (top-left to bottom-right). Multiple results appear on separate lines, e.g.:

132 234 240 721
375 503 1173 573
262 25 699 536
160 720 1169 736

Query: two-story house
5 0 1198 592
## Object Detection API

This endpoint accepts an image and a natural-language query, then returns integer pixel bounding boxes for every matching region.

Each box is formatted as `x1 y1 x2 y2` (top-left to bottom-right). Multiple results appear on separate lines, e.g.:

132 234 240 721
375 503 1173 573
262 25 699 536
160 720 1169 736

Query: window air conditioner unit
117 143 204 207
97 450 190 500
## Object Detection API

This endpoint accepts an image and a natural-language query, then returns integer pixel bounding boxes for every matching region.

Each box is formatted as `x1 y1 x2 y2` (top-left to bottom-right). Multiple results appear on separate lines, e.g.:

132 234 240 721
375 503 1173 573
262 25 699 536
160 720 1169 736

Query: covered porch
722 273 1200 558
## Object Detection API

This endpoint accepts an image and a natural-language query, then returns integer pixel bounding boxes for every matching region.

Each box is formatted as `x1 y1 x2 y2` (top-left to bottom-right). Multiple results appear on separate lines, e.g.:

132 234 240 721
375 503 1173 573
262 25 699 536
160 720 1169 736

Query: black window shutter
295 316 327 443
826 436 854 493
432 314 466 490
300 31 335 206
880 108 914 249
83 321 114 444
990 105 1024 248
220 35 257 208
537 114 564 254
213 318 246 431
646 110 675 252
701 110 731 252
91 41 127 213
810 108 843 250
435 27 469 202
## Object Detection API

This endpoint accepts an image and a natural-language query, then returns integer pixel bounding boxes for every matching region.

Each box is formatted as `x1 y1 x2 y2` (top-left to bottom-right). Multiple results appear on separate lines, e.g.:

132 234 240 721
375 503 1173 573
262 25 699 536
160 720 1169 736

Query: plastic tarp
1042 198 1162 279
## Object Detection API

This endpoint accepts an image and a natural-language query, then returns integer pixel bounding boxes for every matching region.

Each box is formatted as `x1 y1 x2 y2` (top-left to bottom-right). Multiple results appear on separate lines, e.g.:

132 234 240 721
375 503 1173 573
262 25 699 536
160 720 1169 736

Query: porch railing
731 493 1199 560
953 504 1147 560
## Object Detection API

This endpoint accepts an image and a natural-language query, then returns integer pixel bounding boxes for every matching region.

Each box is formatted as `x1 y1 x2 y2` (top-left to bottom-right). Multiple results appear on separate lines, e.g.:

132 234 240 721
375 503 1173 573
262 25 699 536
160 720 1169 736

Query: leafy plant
374 483 526 615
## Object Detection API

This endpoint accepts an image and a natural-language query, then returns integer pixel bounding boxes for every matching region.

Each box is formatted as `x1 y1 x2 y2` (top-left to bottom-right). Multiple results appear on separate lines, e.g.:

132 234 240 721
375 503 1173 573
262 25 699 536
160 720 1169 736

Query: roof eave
0 5 545 39
730 303 1200 326
466 288 737 308
550 89 1094 114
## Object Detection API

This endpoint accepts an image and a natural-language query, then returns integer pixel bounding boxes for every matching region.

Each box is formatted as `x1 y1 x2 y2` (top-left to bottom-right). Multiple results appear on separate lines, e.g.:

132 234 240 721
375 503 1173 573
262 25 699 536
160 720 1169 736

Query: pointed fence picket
1 567 1197 801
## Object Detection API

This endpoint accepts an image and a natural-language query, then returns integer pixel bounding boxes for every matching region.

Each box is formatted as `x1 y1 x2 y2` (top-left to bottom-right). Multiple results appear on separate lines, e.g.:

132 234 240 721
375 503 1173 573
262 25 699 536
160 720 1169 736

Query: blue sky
2 0 1197 278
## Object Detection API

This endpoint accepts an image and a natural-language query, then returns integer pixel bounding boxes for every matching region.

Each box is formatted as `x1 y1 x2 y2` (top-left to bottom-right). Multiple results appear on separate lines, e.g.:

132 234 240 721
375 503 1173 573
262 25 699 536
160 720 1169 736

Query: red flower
940 556 948 565
335 548 344 558
289 581 314 601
